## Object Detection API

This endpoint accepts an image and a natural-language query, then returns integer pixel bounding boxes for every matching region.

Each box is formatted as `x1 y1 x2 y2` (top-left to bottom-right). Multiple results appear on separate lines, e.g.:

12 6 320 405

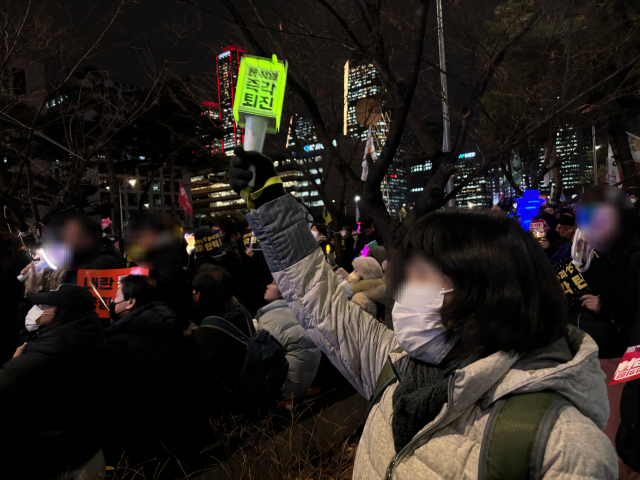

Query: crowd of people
0 147 639 479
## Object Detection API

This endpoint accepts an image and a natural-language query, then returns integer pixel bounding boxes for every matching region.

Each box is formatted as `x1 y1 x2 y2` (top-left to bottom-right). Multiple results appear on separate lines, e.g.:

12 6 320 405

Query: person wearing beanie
349 256 386 317
0 282 106 479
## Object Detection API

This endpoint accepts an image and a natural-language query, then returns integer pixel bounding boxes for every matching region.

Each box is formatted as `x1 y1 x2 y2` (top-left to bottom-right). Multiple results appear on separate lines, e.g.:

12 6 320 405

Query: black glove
229 147 285 209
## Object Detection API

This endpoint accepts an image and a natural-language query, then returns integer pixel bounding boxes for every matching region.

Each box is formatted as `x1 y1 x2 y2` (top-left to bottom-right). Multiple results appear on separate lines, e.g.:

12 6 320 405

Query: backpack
370 350 574 480
196 312 289 412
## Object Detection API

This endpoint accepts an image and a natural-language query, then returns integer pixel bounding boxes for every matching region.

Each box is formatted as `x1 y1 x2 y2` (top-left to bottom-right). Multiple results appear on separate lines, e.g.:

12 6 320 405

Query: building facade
89 166 193 229
217 45 245 154
538 125 593 197
343 58 407 215
453 153 493 208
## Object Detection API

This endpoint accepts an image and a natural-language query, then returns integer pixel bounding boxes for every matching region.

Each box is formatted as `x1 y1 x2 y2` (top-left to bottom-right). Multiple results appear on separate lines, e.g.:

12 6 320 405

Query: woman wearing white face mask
229 149 617 480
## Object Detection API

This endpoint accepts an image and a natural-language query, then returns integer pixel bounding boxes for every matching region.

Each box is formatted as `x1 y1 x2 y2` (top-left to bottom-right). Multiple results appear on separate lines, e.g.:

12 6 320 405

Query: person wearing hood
254 280 321 399
0 282 105 479
103 274 184 460
348 256 387 318
228 147 617 480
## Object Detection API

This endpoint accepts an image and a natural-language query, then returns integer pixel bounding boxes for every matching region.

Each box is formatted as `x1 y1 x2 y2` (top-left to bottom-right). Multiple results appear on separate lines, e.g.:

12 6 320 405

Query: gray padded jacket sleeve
246 195 398 399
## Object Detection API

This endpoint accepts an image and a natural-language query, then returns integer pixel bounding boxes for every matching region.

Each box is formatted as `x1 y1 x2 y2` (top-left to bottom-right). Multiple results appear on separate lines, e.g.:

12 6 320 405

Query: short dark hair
361 217 375 229
193 268 223 302
196 264 234 300
342 226 352 233
215 218 239 237
400 209 567 356
121 275 161 307
311 223 327 236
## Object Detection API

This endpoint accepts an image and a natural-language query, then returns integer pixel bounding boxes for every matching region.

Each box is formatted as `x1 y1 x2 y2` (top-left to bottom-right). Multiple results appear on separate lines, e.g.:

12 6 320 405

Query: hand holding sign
231 54 287 209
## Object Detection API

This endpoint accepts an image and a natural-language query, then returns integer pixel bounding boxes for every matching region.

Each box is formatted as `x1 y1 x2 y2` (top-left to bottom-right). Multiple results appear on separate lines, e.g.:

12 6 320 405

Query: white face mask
392 285 456 364
631 198 637 205
25 305 43 332
311 230 319 238
341 230 347 238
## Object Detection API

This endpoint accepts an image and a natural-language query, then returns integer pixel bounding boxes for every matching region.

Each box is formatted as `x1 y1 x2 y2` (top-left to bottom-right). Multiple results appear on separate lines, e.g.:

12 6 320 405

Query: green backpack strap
479 391 573 480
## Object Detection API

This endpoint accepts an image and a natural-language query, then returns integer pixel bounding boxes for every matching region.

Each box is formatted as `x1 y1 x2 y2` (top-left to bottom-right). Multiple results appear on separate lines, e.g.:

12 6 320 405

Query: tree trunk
611 124 640 194
168 154 178 223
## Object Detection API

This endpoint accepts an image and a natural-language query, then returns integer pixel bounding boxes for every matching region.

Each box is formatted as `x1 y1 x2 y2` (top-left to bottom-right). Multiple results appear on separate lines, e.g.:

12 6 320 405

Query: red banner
77 267 149 318
610 345 640 385
179 181 193 217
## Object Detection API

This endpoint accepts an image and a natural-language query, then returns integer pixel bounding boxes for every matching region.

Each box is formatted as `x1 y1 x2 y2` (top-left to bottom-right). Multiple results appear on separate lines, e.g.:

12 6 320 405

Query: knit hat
352 256 383 280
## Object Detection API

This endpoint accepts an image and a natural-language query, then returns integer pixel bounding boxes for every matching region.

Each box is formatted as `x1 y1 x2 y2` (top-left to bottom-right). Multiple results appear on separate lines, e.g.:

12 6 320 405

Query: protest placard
610 345 640 385
77 267 149 318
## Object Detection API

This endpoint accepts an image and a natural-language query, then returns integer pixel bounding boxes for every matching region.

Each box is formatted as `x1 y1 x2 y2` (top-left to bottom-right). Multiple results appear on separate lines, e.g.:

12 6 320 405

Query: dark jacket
104 302 183 438
550 242 572 265
354 229 384 258
341 236 356 272
62 241 123 285
0 254 29 364
0 311 105 478
575 253 639 359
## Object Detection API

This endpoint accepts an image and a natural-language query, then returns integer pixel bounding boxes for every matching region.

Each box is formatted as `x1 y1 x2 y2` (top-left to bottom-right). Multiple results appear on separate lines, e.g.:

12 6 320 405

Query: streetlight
355 196 360 201
354 196 360 223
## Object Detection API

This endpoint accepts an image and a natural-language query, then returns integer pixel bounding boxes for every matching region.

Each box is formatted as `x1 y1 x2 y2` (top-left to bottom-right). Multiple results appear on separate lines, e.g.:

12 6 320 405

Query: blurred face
310 226 318 232
37 305 57 326
264 281 282 303
396 257 454 308
192 289 200 305
364 226 374 236
577 203 621 251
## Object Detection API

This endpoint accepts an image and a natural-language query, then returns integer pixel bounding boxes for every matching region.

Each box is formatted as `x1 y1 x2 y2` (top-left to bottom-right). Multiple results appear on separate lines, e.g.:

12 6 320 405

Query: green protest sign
233 54 288 134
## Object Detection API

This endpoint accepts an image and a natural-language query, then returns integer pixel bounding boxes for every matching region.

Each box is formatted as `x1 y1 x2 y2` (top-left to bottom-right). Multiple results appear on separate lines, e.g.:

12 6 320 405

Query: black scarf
391 351 483 453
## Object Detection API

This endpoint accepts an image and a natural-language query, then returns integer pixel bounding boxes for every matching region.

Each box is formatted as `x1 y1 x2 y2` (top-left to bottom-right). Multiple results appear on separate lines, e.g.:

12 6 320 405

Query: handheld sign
193 228 226 265
233 54 287 197
78 267 149 319
610 345 640 385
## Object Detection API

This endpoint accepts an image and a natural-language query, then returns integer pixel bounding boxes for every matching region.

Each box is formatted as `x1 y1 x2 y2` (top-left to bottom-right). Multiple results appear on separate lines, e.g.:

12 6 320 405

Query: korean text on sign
610 346 640 385
233 54 288 134
77 267 149 319
194 231 224 254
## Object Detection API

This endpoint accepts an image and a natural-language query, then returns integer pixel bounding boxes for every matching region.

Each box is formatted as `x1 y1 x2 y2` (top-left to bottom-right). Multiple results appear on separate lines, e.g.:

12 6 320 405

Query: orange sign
77 267 150 318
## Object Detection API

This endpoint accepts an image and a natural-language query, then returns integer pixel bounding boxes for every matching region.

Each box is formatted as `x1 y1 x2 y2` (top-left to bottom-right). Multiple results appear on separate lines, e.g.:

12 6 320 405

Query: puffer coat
255 299 321 398
246 195 618 480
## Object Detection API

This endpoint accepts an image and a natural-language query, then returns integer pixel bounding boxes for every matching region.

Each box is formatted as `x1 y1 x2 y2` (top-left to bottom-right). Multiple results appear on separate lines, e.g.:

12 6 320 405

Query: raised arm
230 148 397 399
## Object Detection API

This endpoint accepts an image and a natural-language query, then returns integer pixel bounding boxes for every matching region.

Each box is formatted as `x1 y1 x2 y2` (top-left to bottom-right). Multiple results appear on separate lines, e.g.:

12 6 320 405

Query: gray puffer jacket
246 195 617 480
255 299 321 398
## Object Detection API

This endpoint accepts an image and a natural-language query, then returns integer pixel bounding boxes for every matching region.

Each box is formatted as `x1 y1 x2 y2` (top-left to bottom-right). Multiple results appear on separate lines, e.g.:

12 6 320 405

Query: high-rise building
408 123 444 206
343 58 408 213
454 153 493 208
217 45 246 154
538 125 593 196
283 115 325 210
343 59 387 142
190 167 246 222
386 161 408 217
